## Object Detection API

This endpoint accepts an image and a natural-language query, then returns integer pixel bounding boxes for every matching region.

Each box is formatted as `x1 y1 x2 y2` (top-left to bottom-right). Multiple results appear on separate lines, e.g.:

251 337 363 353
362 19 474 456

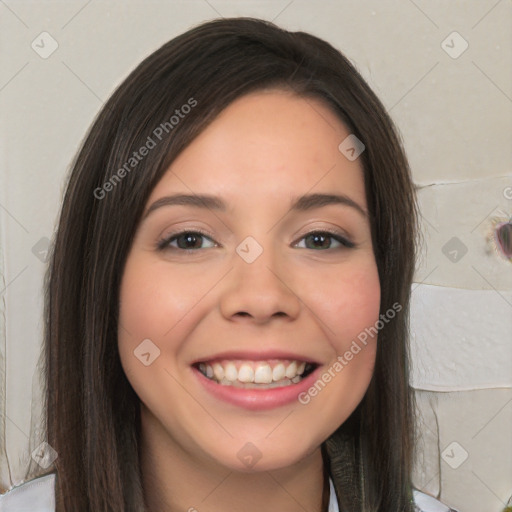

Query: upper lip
192 349 320 365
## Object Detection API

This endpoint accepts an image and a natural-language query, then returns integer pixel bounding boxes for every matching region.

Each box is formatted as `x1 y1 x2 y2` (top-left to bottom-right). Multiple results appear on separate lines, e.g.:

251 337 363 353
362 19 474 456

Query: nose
219 243 301 324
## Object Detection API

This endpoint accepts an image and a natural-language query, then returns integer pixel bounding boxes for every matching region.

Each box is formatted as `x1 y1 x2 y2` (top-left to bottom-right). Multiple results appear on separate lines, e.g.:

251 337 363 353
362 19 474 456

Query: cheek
294 259 380 432
117 254 220 394
307 258 381 346
301 255 381 407
118 256 207 343
117 256 191 421
117 256 182 380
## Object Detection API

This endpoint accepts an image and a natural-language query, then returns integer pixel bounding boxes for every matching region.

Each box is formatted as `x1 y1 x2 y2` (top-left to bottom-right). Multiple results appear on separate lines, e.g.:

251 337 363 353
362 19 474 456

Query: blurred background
0 1 511 511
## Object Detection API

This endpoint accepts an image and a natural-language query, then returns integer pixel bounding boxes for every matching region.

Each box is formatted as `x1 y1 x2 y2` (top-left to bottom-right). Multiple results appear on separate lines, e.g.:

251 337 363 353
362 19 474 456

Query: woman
28 16 456 512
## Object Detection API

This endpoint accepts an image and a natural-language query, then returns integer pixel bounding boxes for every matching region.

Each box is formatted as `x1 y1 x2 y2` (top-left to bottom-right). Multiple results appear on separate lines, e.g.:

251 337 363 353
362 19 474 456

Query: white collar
2 472 454 512
328 477 457 512
328 476 339 512
6 473 334 511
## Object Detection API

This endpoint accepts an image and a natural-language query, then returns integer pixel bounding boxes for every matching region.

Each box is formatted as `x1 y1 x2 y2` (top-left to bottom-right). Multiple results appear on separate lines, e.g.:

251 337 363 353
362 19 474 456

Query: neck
140 406 328 512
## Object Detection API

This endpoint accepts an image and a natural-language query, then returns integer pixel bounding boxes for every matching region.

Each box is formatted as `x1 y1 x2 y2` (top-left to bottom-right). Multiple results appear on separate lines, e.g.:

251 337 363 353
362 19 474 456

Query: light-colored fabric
412 488 460 512
327 477 459 512
328 476 339 512
0 473 55 512
0 472 458 512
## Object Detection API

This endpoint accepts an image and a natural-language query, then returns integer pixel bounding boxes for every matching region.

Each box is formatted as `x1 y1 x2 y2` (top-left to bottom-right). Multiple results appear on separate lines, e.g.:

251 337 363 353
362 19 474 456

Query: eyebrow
143 192 368 219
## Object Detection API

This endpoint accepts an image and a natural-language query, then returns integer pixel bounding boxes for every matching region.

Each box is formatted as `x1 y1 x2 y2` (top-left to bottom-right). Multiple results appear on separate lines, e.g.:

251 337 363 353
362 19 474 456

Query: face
118 90 380 473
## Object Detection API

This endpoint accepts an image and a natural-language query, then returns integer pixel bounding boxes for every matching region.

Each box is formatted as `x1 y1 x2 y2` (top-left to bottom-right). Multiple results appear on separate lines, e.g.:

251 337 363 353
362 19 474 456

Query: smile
195 359 317 389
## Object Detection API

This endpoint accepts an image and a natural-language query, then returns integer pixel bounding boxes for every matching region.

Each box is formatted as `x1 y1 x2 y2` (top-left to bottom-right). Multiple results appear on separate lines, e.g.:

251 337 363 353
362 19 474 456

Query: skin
118 89 381 512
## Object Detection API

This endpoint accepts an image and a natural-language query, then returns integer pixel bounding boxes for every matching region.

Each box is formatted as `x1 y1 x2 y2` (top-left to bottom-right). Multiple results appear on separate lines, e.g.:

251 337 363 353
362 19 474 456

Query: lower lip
192 365 322 411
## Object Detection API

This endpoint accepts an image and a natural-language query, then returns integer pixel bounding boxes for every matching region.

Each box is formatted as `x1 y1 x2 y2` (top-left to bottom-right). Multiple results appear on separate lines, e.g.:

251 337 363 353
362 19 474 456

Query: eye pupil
307 233 330 249
178 233 202 249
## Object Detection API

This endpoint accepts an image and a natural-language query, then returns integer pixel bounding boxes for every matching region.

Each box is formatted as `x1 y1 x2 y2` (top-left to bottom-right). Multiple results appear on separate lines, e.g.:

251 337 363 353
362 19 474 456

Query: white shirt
0 472 458 511
327 478 459 512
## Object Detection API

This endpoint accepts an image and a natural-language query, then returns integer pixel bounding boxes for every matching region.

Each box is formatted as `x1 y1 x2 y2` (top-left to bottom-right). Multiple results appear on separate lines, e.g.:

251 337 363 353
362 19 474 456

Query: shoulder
3 473 461 512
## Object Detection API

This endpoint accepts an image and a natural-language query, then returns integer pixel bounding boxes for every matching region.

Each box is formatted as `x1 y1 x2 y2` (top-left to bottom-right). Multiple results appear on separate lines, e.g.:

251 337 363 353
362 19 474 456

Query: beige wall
1 1 510 510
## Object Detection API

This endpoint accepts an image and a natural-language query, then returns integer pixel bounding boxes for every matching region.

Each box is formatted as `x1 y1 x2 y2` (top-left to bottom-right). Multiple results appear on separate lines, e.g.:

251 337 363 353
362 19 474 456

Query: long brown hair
44 17 420 511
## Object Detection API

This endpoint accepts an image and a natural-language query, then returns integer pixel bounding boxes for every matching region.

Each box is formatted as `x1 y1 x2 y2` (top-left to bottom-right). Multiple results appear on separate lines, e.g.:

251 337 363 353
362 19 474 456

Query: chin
202 434 321 474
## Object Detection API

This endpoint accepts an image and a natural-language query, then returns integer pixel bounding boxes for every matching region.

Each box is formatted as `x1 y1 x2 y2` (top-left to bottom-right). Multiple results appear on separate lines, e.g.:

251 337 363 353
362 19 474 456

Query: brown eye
157 231 216 251
295 231 355 250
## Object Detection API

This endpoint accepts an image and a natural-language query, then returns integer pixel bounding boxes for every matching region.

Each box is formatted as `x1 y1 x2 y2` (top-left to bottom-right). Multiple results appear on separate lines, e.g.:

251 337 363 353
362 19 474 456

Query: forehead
149 90 367 209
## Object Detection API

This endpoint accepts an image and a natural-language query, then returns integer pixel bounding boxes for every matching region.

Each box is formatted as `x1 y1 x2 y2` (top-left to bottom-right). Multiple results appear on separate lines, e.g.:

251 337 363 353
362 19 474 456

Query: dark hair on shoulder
44 16 420 511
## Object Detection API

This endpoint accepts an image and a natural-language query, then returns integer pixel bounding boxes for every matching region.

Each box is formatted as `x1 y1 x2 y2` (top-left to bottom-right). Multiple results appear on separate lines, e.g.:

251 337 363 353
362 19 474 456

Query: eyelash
156 228 356 252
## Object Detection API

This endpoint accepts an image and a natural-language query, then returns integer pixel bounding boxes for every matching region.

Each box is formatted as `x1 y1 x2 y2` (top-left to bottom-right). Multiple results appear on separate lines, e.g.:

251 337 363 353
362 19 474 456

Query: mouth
192 358 318 389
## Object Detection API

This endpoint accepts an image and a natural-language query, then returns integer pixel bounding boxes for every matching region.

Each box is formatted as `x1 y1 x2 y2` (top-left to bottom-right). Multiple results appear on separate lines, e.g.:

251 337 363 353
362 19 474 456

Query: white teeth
213 363 224 381
238 364 254 383
272 363 286 381
285 361 297 379
224 362 238 381
218 377 296 389
254 364 273 384
197 359 312 387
